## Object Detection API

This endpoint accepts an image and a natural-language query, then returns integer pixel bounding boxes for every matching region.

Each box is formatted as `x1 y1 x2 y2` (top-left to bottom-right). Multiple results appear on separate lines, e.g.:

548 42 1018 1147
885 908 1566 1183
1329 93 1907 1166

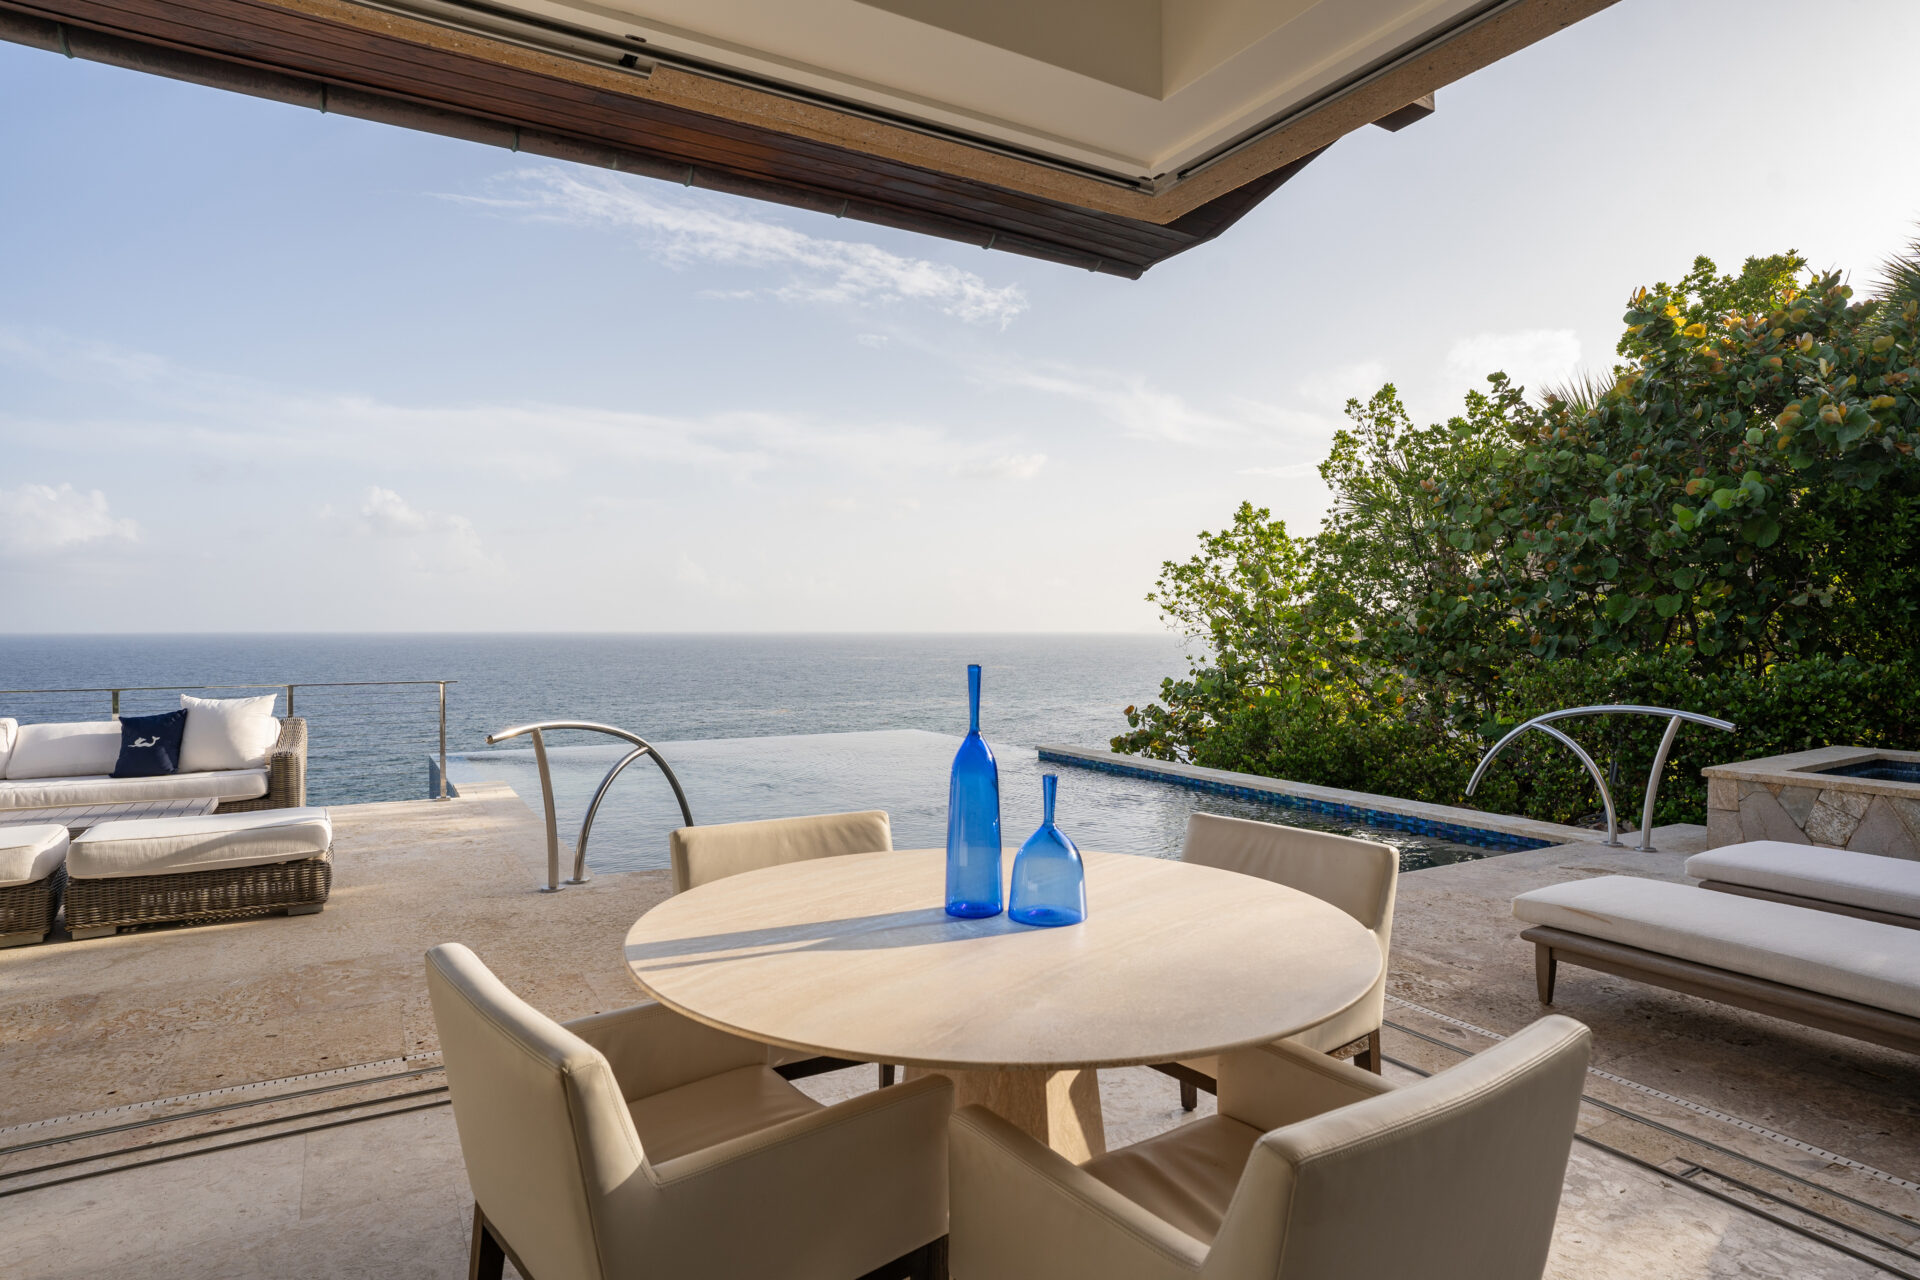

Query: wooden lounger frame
1695 879 1920 930
1521 925 1920 1057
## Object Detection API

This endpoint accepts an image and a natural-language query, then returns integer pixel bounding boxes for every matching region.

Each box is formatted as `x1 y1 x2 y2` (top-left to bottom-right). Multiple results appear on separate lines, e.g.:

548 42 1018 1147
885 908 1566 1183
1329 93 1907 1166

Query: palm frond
1870 224 1920 333
1536 367 1620 412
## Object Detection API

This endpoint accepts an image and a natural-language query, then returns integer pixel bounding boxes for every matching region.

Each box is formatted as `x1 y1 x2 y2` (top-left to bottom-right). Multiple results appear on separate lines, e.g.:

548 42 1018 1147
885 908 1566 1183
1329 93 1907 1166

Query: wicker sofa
0 718 306 822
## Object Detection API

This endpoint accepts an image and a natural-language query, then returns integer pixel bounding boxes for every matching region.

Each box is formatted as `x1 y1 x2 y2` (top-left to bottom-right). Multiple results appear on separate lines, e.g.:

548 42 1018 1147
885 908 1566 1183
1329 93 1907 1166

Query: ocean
0 632 1500 871
0 632 1186 802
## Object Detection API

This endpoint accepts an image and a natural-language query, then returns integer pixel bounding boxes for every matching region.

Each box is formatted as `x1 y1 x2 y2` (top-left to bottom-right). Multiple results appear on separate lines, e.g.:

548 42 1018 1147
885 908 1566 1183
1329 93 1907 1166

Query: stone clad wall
1704 749 1920 861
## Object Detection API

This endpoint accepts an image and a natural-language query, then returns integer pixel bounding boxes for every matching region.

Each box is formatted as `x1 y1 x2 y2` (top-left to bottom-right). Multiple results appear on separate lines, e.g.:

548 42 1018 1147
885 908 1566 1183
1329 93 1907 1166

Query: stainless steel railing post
528 728 562 892
486 721 695 891
1638 715 1686 852
1467 705 1735 851
437 682 449 801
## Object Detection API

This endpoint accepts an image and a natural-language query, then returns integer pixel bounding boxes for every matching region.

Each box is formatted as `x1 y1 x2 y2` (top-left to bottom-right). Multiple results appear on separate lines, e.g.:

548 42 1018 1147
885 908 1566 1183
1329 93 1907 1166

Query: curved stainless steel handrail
485 720 695 891
1466 705 1735 851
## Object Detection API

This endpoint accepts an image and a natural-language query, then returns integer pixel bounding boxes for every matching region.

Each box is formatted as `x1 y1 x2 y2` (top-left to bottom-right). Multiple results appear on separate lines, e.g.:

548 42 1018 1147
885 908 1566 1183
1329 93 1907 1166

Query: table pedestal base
905 1065 1106 1163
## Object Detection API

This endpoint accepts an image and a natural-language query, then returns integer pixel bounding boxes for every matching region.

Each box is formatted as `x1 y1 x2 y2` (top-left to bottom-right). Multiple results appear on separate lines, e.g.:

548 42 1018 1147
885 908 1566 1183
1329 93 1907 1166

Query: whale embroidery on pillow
113 710 190 778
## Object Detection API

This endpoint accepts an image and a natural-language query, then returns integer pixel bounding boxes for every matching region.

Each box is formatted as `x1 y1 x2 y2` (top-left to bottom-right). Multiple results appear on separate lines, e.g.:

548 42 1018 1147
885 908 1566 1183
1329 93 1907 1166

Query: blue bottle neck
967 664 981 734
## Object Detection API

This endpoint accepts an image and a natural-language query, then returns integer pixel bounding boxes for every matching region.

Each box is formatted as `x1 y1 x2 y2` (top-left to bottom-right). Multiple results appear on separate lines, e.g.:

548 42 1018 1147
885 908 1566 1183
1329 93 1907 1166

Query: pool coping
1037 745 1593 852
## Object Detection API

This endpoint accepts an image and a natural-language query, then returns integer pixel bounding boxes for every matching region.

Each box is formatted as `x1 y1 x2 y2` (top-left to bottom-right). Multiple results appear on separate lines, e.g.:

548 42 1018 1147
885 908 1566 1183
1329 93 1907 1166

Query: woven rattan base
65 850 331 935
0 865 65 947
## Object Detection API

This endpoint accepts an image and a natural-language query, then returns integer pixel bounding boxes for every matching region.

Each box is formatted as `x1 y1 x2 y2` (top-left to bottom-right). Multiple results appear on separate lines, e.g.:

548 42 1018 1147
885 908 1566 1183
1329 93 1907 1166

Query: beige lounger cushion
0 769 270 812
1686 842 1920 919
1512 875 1920 1018
69 807 332 879
0 824 68 888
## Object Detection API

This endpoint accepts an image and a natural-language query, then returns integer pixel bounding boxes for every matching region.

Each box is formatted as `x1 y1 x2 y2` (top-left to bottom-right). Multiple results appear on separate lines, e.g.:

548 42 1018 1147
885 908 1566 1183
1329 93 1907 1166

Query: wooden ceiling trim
32 0 1194 261
0 0 1314 274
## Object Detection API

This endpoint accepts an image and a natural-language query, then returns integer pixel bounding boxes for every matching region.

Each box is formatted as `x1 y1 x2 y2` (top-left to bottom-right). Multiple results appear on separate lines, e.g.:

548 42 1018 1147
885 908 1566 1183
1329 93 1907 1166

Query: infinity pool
448 730 1500 874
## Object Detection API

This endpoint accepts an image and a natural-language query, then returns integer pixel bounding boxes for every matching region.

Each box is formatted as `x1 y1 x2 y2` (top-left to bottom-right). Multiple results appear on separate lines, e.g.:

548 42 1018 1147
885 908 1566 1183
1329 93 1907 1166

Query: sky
3 0 1918 634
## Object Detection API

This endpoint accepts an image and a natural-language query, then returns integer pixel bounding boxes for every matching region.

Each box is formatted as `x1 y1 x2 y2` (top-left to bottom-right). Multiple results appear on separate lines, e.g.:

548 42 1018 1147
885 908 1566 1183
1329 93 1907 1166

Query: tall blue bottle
1009 774 1087 927
945 664 1003 918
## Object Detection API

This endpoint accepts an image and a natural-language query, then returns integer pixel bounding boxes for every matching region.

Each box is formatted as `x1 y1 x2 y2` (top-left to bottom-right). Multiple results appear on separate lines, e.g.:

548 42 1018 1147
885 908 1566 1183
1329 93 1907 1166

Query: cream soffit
493 0 1490 179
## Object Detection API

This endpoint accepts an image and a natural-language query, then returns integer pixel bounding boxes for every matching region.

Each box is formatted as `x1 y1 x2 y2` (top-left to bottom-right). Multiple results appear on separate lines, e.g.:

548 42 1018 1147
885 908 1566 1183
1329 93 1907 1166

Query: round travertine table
623 848 1380 1163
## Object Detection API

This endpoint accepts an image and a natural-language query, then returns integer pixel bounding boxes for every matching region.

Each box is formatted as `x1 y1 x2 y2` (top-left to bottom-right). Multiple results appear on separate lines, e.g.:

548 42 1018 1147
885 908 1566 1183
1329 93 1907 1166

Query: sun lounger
0 824 69 947
1685 841 1920 929
1512 874 1920 1055
65 807 333 939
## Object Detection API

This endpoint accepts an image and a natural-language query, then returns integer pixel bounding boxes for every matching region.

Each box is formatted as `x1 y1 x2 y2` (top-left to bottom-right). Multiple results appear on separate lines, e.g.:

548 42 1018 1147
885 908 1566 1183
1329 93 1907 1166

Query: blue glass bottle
945 664 1003 918
1009 774 1087 927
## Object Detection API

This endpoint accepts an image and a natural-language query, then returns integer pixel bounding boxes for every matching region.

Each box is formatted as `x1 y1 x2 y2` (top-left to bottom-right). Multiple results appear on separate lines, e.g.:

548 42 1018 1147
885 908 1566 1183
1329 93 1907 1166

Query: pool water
1816 758 1920 785
449 729 1500 875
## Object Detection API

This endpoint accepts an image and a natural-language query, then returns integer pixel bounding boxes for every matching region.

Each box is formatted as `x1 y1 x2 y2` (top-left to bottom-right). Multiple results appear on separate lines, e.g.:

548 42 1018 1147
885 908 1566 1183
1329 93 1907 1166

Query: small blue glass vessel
945 664 1003 918
1009 774 1086 928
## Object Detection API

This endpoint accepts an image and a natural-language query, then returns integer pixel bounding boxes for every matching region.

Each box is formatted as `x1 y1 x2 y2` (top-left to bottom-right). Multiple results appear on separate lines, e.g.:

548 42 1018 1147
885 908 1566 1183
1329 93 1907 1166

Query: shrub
1117 242 1920 827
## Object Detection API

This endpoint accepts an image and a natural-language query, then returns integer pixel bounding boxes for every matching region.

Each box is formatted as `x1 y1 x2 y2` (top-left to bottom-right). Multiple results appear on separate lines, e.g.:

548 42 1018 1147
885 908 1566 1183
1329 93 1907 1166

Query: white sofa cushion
0 824 68 888
1512 874 1920 1019
0 719 16 777
1686 841 1920 921
0 769 268 811
6 721 123 779
179 694 281 773
70 807 332 879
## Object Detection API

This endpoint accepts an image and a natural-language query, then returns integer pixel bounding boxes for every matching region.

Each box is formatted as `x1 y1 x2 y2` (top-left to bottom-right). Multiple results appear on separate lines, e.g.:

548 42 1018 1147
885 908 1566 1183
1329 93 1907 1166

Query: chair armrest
639 1075 954 1275
647 1072 952 1189
1215 1038 1396 1135
267 717 307 807
563 1001 768 1101
947 1104 1204 1280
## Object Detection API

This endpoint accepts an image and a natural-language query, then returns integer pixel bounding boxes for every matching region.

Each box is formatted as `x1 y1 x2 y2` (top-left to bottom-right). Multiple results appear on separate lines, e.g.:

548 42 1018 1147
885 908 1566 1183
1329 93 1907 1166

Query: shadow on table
626 906 1045 970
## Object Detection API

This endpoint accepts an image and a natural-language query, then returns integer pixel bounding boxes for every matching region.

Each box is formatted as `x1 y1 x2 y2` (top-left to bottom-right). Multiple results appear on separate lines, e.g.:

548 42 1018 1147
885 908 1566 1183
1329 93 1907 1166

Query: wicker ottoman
0 824 69 948
66 808 332 939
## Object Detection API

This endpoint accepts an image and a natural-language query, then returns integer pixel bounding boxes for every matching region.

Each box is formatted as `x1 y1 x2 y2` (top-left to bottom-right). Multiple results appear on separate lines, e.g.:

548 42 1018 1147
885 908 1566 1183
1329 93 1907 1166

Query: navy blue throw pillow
112 709 189 778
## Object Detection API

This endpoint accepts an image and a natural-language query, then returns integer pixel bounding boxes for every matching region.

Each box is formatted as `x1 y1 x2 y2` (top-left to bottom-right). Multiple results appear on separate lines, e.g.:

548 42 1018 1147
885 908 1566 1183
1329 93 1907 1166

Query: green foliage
1117 241 1920 827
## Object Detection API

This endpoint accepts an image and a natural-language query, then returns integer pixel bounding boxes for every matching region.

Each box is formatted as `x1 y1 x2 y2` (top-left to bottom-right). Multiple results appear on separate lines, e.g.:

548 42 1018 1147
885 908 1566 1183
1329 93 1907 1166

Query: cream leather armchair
671 810 899 1086
1161 812 1398 1107
669 809 894 893
426 943 952 1280
952 1015 1591 1280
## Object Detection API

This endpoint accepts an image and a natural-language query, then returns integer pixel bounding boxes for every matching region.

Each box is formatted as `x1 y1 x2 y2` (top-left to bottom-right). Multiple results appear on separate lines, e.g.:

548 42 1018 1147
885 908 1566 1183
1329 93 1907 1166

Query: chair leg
879 1062 896 1089
1536 943 1557 1004
858 1237 948 1280
1149 1061 1214 1110
469 1205 506 1280
912 1235 949 1280
1352 1028 1383 1075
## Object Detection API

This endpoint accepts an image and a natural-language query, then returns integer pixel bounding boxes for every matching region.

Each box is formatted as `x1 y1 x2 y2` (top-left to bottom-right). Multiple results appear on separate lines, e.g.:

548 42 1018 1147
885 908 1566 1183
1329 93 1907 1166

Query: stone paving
1 784 1914 1278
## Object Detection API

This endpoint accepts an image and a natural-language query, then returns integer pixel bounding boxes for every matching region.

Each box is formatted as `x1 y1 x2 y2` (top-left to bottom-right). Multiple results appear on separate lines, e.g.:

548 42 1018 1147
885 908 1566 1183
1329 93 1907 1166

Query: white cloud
0 483 138 557
358 486 435 536
1296 361 1389 409
0 329 1052 498
855 333 890 348
1443 330 1581 398
332 486 495 576
959 453 1048 481
458 169 1028 327
977 361 1246 444
1236 462 1321 479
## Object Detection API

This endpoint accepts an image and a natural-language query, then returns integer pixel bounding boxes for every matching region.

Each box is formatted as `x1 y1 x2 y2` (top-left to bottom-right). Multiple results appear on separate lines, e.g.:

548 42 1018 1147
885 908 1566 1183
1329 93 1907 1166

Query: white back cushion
179 694 281 773
0 718 16 778
8 721 123 779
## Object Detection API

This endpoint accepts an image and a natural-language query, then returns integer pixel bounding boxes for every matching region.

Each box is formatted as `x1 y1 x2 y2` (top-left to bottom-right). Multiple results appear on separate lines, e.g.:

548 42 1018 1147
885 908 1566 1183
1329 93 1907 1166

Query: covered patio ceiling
0 0 1616 275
